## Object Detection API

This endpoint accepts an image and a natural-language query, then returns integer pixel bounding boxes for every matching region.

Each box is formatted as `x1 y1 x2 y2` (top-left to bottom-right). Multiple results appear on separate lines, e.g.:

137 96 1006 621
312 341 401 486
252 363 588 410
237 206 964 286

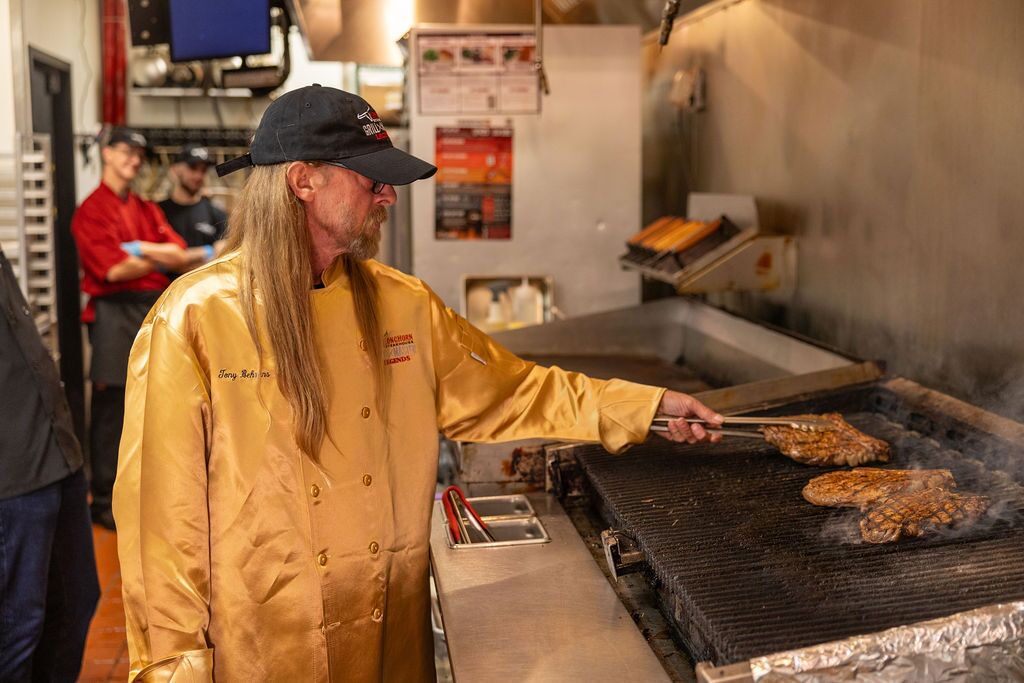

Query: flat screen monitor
169 0 271 63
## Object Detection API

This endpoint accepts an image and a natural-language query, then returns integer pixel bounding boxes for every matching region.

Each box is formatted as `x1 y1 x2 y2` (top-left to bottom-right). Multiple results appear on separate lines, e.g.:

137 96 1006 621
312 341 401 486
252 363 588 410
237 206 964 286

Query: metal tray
442 508 551 550
464 494 535 520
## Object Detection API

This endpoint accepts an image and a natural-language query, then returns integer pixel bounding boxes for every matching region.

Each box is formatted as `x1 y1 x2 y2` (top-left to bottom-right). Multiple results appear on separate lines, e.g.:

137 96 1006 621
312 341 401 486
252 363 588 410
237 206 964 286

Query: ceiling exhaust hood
286 0 740 65
287 0 539 65
288 0 412 65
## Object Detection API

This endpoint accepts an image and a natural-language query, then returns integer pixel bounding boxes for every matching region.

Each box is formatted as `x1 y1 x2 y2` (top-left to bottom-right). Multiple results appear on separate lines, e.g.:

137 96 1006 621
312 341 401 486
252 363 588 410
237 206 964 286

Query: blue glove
120 241 143 257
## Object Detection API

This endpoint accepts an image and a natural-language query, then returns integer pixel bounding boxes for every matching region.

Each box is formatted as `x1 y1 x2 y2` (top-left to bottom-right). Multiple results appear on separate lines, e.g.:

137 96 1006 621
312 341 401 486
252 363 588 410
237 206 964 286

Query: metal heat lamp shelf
619 193 796 294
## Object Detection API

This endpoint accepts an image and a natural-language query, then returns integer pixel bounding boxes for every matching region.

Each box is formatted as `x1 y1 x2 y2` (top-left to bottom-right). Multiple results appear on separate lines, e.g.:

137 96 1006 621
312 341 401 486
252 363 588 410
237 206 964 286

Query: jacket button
359 339 367 351
361 406 371 419
369 541 379 554
372 608 383 621
310 484 320 498
362 474 372 487
317 552 328 566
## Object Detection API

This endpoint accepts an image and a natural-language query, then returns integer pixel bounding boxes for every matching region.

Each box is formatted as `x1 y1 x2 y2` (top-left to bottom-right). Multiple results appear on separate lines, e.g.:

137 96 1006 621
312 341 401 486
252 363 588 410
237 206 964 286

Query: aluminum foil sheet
750 602 1024 682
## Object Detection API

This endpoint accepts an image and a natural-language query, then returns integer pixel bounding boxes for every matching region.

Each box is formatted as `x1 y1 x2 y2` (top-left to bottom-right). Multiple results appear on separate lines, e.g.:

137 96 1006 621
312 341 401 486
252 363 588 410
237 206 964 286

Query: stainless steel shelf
132 86 256 98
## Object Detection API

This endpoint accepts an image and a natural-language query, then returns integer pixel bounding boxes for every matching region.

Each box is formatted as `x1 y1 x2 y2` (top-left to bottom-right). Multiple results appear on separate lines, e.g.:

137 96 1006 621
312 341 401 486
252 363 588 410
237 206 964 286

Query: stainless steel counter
429 493 670 682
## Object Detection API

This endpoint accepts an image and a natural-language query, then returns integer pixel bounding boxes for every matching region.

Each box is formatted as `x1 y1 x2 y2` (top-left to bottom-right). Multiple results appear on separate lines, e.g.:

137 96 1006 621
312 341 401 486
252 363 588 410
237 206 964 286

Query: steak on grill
860 488 989 543
803 467 956 508
760 413 890 467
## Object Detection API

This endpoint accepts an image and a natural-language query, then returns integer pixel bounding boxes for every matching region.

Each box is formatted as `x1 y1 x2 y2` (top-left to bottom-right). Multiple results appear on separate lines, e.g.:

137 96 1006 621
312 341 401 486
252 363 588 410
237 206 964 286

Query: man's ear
286 162 318 202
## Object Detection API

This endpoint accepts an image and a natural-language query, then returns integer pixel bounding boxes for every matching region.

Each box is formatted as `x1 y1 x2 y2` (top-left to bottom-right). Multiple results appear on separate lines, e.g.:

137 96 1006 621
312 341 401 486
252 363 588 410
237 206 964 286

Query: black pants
88 385 124 515
0 469 100 681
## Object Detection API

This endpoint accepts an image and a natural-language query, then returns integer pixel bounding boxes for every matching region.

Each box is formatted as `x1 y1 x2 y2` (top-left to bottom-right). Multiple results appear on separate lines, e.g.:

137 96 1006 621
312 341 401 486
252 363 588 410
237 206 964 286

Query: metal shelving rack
0 133 58 356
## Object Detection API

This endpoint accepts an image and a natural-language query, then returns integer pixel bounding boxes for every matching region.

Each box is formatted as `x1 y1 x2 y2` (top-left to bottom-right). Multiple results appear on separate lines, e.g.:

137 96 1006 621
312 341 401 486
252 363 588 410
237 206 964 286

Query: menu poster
457 37 499 72
417 32 539 115
499 35 536 72
418 37 458 73
499 75 539 113
419 76 459 114
459 76 499 113
435 127 513 240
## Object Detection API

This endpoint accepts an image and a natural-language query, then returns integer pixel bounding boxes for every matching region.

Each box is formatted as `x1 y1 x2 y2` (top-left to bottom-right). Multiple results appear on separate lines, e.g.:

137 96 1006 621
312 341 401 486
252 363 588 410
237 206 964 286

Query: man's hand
654 391 724 444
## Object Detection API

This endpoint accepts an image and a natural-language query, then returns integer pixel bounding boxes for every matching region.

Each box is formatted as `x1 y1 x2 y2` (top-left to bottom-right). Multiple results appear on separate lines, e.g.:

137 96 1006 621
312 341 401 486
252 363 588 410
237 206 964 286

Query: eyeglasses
319 161 387 194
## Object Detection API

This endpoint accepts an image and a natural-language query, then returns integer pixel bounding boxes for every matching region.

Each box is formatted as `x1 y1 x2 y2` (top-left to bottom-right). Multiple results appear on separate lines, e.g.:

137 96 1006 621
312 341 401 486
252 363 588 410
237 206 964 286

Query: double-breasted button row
369 541 379 554
310 484 320 498
361 406 371 419
317 552 328 566
362 474 372 487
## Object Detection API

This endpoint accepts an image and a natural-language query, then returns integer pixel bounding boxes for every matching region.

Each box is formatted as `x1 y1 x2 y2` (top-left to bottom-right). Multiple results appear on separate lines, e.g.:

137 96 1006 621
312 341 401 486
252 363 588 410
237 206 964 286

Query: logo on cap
357 107 388 141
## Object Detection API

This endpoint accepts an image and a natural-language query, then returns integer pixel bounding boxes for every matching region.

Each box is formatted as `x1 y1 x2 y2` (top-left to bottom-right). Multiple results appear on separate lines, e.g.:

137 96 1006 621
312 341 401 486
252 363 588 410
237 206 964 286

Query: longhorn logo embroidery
357 107 388 140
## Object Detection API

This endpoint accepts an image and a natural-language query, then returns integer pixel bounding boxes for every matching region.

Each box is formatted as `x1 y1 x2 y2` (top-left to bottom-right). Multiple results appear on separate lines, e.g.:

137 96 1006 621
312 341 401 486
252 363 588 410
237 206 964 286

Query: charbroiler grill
554 376 1024 680
431 297 1024 681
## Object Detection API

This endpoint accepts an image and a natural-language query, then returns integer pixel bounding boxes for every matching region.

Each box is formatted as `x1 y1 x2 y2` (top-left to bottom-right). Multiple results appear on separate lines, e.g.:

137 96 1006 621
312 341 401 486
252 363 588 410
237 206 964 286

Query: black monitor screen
169 0 271 62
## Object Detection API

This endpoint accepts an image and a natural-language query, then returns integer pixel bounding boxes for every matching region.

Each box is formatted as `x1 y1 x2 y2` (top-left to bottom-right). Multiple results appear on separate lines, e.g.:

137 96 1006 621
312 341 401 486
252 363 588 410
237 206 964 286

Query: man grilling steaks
112 84 726 683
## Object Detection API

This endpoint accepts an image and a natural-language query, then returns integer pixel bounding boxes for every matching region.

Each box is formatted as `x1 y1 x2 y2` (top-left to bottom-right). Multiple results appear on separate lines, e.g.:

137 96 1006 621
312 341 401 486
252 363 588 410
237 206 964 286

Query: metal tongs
650 414 834 438
442 485 495 544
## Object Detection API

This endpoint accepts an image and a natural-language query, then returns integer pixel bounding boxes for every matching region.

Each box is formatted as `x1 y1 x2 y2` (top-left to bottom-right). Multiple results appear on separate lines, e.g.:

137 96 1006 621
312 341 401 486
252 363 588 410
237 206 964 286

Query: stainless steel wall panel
643 0 1024 421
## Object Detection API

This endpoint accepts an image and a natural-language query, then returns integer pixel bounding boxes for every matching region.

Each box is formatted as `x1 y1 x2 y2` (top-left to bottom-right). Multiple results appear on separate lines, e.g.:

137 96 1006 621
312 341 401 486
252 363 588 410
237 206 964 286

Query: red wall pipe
102 0 127 125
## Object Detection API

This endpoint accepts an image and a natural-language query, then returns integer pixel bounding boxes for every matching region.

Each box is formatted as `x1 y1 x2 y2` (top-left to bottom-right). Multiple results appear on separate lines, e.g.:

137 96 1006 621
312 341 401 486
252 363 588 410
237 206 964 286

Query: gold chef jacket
113 254 665 682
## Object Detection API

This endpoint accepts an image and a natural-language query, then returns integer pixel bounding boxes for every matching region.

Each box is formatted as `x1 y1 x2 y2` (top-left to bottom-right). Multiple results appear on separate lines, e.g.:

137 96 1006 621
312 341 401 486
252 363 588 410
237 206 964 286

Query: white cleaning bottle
511 277 543 326
485 286 507 330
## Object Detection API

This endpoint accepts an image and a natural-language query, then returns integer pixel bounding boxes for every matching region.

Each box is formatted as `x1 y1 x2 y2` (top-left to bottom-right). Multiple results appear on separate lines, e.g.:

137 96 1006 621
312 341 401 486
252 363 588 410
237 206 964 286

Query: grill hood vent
288 0 678 65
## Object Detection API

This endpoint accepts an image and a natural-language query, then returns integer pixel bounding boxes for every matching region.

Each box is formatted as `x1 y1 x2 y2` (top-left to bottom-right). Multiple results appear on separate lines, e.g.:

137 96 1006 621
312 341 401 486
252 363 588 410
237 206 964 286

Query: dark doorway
29 47 85 444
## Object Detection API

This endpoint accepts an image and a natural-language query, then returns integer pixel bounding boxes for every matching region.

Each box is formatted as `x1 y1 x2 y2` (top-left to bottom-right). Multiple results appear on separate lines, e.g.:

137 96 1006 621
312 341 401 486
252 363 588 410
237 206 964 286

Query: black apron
89 290 162 387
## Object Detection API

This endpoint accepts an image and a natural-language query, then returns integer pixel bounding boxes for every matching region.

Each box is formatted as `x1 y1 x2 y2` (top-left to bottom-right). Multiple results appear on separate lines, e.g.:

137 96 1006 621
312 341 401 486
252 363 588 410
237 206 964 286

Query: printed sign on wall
435 126 513 240
418 32 539 115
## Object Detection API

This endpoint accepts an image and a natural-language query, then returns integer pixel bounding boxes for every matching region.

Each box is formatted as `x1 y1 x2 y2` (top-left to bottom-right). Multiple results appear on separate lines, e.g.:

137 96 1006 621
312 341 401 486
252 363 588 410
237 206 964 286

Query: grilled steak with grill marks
803 468 956 508
761 413 890 467
860 488 989 544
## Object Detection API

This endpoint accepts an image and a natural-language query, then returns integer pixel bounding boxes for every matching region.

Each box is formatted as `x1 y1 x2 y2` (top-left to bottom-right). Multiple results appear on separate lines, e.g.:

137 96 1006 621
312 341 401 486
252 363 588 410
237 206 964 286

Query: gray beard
347 233 380 261
346 206 387 260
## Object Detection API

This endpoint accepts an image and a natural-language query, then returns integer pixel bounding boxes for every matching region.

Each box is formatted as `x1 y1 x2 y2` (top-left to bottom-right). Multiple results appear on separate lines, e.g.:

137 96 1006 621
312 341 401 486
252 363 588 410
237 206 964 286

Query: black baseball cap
216 84 436 185
174 143 212 167
105 127 148 149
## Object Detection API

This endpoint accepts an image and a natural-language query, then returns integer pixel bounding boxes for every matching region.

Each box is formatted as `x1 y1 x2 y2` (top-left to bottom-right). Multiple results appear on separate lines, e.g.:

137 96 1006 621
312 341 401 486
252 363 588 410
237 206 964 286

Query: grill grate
576 384 1024 665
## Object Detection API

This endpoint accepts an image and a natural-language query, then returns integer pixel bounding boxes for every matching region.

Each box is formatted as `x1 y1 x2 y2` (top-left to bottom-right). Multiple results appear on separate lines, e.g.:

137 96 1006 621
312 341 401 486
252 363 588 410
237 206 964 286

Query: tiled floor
79 524 130 682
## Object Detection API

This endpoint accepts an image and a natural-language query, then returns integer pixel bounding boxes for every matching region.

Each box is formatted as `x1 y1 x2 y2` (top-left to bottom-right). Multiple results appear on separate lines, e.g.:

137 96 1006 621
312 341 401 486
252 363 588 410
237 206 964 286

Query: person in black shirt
0 247 100 680
159 144 227 261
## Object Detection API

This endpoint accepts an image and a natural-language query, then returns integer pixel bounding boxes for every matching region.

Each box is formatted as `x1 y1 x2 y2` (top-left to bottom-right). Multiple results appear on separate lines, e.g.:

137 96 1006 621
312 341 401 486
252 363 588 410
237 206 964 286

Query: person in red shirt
71 128 207 530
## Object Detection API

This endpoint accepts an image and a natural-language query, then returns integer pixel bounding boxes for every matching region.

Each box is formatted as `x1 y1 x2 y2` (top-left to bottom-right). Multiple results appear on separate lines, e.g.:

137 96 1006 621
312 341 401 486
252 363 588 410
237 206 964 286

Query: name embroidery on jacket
217 368 271 381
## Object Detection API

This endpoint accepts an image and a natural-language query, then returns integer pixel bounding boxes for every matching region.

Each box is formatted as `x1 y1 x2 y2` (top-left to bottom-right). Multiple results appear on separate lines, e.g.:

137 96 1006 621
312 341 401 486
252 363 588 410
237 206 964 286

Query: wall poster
435 126 512 240
417 32 539 114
